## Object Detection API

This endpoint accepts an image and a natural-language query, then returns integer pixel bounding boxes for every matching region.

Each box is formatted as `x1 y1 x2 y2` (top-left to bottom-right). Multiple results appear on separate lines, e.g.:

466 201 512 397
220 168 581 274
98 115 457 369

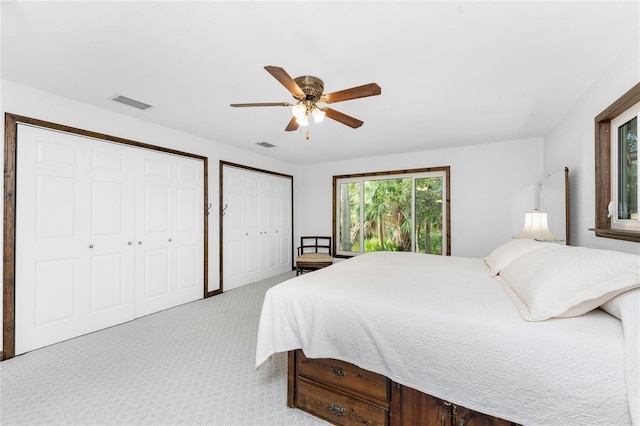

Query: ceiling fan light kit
311 107 325 123
230 65 381 137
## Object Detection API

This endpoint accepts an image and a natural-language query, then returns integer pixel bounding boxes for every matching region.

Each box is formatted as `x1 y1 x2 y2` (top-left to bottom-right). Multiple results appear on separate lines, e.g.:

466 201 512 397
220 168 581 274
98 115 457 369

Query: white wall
0 79 297 346
293 137 544 259
543 46 640 254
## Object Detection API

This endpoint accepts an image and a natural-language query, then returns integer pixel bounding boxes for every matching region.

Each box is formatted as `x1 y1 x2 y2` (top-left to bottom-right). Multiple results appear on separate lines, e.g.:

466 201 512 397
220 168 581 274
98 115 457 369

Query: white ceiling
2 1 638 165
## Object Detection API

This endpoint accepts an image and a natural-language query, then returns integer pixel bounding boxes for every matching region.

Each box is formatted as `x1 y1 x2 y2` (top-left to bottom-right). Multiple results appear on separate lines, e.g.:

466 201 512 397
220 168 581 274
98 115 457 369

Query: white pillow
499 245 640 321
601 287 640 320
483 239 552 276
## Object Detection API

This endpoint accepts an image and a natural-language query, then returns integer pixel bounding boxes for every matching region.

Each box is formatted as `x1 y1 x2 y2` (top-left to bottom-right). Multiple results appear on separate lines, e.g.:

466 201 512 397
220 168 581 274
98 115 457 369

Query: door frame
3 113 209 360
219 161 294 293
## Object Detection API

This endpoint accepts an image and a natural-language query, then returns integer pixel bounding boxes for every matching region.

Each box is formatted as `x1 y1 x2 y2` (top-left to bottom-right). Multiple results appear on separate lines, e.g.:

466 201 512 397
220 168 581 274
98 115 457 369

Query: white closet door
15 125 135 355
222 166 244 287
222 166 292 291
262 173 292 276
134 151 203 317
223 166 262 290
15 125 204 354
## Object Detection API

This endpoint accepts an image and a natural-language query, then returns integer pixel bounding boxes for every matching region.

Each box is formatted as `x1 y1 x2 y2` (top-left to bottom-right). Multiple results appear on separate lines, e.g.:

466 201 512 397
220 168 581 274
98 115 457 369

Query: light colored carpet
0 272 328 426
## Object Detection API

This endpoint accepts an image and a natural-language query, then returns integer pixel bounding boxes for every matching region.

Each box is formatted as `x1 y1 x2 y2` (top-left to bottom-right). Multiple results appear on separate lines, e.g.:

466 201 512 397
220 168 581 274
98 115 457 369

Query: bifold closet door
14 124 204 355
261 172 292 277
134 151 204 317
15 125 136 355
222 166 291 291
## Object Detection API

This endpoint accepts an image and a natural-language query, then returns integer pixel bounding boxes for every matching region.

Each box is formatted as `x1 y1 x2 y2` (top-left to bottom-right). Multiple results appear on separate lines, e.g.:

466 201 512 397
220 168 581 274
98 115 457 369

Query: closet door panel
222 165 292 290
91 181 125 236
279 234 291 267
86 141 135 330
226 240 243 279
240 176 262 284
172 157 203 298
144 186 171 233
34 259 76 325
275 176 292 270
176 246 198 291
225 190 243 281
90 253 127 313
37 175 77 239
15 125 135 355
263 187 279 272
265 236 278 269
221 167 247 290
175 171 202 293
244 237 261 275
177 188 197 231
134 151 203 317
88 179 134 317
135 155 174 316
142 248 171 298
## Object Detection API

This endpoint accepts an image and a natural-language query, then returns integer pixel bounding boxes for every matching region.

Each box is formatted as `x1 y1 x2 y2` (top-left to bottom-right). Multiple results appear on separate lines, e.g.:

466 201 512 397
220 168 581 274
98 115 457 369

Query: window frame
332 166 451 258
594 81 640 243
610 102 639 231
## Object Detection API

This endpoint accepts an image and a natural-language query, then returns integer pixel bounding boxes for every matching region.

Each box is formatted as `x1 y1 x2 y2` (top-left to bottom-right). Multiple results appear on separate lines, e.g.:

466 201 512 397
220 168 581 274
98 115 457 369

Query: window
611 102 639 230
594 82 640 242
333 167 450 257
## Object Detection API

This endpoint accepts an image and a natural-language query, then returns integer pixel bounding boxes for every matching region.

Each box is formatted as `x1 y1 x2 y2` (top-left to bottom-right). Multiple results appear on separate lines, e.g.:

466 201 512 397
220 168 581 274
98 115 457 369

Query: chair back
298 236 332 256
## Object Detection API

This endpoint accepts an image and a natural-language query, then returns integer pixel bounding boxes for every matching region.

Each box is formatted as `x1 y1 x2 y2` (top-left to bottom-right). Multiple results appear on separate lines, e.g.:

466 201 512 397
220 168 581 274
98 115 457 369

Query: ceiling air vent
256 142 276 148
112 95 153 110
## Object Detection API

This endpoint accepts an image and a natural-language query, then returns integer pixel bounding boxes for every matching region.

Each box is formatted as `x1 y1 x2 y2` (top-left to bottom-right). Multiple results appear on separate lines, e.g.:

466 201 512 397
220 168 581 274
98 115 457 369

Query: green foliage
620 117 638 218
340 175 444 254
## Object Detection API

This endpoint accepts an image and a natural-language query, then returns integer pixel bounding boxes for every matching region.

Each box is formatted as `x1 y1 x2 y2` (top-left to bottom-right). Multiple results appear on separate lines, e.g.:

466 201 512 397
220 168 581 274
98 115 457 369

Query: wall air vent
256 142 276 148
111 95 153 110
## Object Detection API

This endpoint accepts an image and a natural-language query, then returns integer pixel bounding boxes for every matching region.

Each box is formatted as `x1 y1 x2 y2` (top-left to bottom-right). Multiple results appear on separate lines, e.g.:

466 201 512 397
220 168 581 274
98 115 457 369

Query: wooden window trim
593 82 640 243
332 166 451 258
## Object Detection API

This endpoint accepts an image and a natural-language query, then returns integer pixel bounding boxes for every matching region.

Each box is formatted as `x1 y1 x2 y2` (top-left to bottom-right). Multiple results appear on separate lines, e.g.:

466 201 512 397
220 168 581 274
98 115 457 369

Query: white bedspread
256 251 633 426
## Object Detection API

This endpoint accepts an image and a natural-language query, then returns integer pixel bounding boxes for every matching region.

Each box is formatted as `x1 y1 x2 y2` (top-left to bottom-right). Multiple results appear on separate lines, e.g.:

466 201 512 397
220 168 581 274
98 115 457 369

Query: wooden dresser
288 350 521 426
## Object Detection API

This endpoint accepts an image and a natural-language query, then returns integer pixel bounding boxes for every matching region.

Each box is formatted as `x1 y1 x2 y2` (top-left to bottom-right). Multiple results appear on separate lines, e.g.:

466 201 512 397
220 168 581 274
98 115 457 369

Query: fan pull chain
306 130 310 140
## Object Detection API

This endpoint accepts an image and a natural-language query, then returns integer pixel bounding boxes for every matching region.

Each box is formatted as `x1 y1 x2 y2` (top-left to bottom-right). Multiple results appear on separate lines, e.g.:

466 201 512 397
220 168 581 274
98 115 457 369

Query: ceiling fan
230 65 381 133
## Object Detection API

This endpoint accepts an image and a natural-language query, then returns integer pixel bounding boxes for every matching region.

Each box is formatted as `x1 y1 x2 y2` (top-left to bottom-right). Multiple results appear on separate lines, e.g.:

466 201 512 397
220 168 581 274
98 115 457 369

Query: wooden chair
296 236 333 275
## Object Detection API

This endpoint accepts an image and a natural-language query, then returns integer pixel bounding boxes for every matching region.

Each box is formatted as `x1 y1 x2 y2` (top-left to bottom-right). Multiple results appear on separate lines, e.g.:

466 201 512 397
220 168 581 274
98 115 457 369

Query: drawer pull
330 366 347 378
328 403 346 416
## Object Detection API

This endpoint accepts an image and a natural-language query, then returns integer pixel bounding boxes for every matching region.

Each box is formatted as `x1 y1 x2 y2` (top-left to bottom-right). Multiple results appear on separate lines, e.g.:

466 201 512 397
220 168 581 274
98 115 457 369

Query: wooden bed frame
287 349 521 426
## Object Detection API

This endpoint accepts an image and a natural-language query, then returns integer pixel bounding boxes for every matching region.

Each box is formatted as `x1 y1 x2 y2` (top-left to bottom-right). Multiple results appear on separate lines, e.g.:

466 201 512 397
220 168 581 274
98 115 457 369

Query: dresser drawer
297 377 388 426
297 352 389 406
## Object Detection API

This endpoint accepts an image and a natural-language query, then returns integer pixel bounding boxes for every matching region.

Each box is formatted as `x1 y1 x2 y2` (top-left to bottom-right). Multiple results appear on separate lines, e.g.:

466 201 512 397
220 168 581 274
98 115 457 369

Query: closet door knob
89 244 94 249
168 238 172 242
138 241 143 245
128 242 133 245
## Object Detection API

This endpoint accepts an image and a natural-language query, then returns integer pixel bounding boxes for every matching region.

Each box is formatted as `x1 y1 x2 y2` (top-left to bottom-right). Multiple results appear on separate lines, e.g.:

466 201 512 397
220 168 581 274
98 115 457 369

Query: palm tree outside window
334 167 450 257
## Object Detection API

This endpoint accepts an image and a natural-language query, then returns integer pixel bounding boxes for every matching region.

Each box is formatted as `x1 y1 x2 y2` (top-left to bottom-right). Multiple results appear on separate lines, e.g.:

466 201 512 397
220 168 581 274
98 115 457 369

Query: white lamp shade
296 116 309 126
311 107 325 123
292 104 306 119
513 209 559 241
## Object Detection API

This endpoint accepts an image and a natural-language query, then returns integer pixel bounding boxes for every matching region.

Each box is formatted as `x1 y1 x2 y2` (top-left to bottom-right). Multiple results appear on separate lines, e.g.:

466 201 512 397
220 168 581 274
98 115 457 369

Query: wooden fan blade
323 83 381 104
324 108 364 129
264 66 305 97
285 116 299 132
230 102 292 107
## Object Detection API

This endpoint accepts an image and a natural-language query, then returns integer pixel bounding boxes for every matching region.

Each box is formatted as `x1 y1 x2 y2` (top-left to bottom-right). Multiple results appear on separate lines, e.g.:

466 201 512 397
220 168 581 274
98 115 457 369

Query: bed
256 241 639 426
